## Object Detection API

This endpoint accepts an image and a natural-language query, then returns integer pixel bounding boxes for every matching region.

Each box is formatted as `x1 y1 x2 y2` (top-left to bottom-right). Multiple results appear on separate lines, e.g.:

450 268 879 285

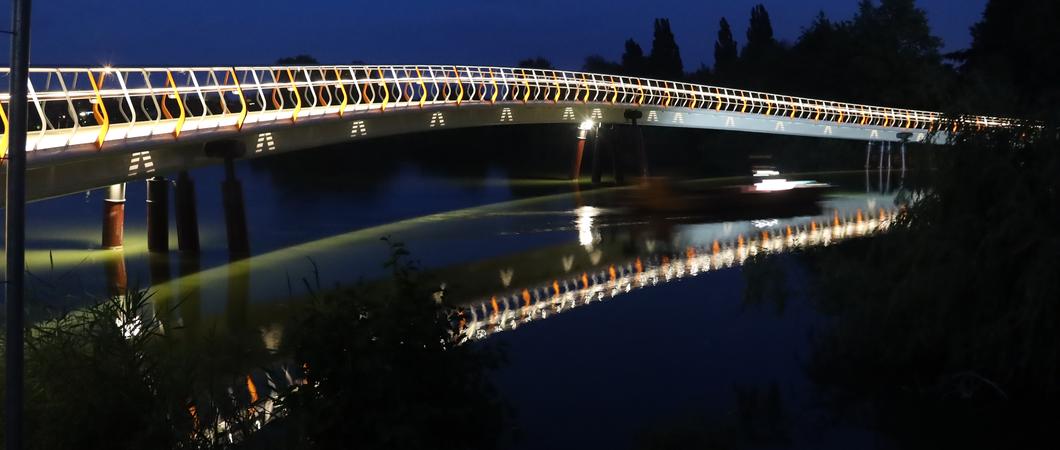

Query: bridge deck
0 65 1009 200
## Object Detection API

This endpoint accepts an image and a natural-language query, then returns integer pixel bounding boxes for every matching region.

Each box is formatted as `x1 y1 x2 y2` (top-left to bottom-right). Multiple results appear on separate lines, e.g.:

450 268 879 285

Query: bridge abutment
102 183 127 249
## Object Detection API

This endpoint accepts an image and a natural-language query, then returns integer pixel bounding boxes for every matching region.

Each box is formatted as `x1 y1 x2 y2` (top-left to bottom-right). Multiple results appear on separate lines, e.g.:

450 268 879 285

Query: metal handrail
0 64 1014 156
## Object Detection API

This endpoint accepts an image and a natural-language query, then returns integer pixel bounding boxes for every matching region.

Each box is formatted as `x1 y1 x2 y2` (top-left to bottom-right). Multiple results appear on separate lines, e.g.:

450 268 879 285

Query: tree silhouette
714 18 739 78
582 55 623 74
957 0 1060 119
650 18 684 80
622 38 648 77
517 57 555 70
740 4 786 90
743 4 776 60
276 54 319 65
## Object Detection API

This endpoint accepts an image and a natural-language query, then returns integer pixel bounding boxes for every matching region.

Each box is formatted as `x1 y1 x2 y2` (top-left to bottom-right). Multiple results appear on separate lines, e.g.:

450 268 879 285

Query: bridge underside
3 103 939 203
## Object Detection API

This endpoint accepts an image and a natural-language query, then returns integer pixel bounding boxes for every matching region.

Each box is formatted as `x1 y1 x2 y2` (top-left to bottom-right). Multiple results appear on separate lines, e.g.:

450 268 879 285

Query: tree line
519 0 1060 121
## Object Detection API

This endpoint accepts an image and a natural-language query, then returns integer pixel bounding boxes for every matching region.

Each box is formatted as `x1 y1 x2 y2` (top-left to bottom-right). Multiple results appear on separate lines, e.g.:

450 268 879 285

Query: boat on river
620 174 832 220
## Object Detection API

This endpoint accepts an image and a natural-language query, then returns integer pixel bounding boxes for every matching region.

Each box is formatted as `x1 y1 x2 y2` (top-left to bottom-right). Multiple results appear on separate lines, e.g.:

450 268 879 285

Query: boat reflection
457 205 900 342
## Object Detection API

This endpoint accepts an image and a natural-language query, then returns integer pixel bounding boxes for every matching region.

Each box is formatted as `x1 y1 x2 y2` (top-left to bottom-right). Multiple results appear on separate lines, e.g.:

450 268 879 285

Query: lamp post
5 1 33 449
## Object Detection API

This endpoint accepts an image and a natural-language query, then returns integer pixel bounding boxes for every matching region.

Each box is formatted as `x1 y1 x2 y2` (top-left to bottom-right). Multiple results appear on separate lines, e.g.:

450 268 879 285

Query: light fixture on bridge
577 119 596 140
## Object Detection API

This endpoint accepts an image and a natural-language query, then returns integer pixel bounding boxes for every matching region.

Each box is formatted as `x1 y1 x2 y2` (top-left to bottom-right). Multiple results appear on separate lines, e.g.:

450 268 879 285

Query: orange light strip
87 71 110 148
454 67 464 106
636 79 644 106
362 69 375 105
286 69 302 121
229 68 248 129
334 69 348 116
377 68 389 112
581 74 590 103
317 70 330 108
0 101 8 158
163 71 187 138
246 375 259 403
553 73 561 103
521 70 531 103
610 77 618 104
417 68 428 108
489 69 498 104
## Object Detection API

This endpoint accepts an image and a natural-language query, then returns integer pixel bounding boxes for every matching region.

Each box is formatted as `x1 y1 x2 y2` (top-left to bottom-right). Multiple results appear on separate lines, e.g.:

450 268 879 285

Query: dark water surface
14 148 908 448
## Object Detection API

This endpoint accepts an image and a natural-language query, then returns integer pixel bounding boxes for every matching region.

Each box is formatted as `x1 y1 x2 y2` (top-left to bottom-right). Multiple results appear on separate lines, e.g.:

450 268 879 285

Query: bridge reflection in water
458 204 899 342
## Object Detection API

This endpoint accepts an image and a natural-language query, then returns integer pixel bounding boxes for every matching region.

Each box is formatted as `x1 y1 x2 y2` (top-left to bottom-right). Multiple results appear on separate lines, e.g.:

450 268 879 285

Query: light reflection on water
458 204 898 341
11 159 914 448
14 165 900 332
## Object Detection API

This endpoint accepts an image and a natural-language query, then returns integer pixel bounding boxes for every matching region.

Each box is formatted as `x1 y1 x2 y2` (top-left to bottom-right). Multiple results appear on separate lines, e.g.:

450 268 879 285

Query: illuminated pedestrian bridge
0 64 1010 201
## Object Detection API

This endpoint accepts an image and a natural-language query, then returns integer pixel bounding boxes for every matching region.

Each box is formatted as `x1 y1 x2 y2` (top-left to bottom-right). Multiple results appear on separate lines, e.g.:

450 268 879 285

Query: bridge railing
0 65 1014 157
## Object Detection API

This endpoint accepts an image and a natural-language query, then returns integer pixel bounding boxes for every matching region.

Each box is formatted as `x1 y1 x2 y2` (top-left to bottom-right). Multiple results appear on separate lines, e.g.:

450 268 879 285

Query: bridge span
0 64 1009 251
0 64 1010 202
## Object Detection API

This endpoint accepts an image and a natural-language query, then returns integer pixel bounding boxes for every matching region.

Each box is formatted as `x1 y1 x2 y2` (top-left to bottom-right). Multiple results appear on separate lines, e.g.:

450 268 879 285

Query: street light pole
5 1 33 449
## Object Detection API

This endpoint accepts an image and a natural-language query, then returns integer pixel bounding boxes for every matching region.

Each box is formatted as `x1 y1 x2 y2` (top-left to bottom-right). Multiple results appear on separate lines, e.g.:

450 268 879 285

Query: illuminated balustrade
0 65 1014 157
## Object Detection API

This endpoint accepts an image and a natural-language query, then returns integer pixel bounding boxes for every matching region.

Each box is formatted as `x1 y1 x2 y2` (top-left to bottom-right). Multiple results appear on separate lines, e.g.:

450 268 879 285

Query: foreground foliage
271 239 511 450
0 240 510 449
807 126 1059 448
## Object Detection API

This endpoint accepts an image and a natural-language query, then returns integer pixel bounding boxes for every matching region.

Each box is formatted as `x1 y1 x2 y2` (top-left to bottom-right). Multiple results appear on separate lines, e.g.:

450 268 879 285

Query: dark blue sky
7 0 986 69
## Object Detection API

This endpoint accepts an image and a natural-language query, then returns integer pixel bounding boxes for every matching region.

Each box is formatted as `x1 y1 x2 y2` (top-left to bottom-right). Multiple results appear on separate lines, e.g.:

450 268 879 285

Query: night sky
6 0 986 69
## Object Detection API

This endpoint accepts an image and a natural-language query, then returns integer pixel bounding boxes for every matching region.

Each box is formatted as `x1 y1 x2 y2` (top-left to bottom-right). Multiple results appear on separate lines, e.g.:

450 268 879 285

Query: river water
15 144 909 448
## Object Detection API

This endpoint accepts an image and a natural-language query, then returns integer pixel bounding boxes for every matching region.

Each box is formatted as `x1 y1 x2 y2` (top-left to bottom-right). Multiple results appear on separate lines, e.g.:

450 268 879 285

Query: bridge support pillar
635 125 648 180
222 158 251 259
572 127 589 181
624 110 648 181
147 177 169 253
610 133 625 184
901 142 907 173
879 141 886 170
175 171 201 253
591 127 603 184
103 250 127 299
865 142 873 169
102 183 126 249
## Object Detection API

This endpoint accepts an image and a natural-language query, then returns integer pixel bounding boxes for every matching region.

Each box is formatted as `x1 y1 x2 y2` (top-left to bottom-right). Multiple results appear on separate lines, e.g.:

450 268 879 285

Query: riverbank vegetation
0 240 510 449
804 123 1059 448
